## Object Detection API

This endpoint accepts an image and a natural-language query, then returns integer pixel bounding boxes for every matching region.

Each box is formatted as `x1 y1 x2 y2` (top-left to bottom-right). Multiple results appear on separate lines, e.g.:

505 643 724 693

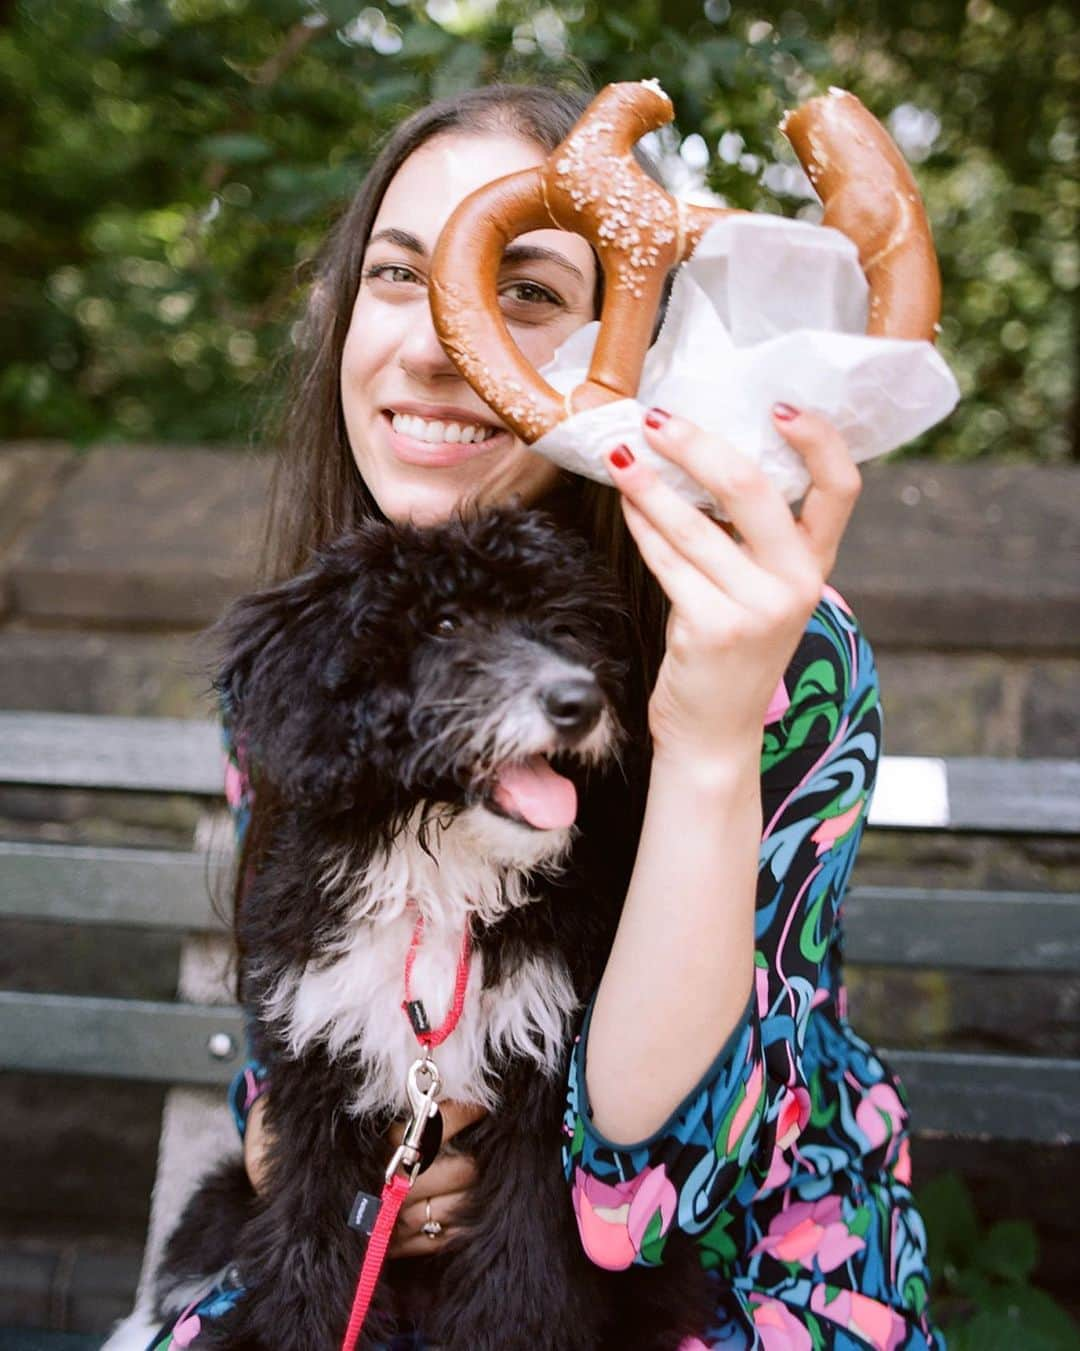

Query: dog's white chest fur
264 809 580 1116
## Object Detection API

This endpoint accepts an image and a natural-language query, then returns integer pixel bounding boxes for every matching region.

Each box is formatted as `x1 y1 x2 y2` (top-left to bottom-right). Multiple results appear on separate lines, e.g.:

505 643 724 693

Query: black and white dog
118 507 708 1350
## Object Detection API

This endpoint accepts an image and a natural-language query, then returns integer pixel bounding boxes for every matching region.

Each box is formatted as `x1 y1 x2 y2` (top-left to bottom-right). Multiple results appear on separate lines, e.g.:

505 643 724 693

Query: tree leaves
919 1169 980 1278
2 0 1074 456
201 133 275 164
976 1219 1039 1285
917 1171 1078 1349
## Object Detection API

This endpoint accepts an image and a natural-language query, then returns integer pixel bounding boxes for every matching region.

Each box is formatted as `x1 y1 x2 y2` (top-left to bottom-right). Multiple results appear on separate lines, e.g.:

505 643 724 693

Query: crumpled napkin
532 213 960 516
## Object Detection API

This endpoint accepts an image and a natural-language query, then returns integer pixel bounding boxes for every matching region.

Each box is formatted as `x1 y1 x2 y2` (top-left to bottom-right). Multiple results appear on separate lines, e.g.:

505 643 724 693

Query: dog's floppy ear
210 549 380 810
212 572 305 718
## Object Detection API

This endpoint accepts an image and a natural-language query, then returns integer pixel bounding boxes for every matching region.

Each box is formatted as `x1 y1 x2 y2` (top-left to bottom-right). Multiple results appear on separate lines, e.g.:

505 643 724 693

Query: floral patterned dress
148 586 942 1351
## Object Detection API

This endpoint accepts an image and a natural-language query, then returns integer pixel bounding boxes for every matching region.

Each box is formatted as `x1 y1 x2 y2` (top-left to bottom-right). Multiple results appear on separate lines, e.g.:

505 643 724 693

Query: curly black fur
154 508 710 1350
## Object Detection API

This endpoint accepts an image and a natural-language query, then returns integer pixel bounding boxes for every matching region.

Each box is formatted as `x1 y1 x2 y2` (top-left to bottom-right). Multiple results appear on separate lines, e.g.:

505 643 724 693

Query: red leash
339 911 473 1351
403 913 473 1050
340 1172 411 1350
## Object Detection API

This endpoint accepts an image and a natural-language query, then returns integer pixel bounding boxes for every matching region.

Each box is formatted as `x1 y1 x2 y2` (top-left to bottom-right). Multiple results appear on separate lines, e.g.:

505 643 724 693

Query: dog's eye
549 623 580 643
434 615 459 635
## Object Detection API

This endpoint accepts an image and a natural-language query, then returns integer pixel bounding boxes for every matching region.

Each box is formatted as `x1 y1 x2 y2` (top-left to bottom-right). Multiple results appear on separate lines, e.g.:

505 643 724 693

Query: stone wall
1 442 1077 1334
4 444 1075 741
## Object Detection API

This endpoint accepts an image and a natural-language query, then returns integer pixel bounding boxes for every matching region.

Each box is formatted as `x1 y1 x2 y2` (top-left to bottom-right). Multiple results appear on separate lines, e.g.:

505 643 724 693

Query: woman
163 83 941 1350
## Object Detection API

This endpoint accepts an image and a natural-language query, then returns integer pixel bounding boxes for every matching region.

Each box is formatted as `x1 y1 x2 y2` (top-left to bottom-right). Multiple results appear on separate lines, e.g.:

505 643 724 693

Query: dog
127 507 708 1350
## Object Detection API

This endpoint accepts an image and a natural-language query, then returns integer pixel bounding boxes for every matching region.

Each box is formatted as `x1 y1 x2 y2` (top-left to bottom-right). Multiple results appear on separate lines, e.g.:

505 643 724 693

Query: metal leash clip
385 1055 443 1184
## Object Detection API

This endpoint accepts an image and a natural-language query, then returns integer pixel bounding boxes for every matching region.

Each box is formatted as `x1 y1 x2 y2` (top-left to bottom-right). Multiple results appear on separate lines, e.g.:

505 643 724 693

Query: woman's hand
244 1094 273 1194
607 404 861 766
386 1100 485 1256
242 1093 484 1256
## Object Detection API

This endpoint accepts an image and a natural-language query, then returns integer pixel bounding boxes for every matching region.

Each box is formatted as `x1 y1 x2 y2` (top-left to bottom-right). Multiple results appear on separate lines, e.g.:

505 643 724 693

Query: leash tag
347 1190 382 1236
406 999 430 1035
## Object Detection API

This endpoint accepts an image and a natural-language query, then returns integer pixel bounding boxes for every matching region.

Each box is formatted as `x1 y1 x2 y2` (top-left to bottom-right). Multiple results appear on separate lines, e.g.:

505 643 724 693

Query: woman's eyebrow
367 227 425 254
501 243 586 284
367 228 585 284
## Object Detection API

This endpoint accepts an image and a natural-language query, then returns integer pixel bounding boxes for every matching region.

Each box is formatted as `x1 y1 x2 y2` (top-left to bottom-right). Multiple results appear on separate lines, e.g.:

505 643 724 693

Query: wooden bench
2 711 1079 1340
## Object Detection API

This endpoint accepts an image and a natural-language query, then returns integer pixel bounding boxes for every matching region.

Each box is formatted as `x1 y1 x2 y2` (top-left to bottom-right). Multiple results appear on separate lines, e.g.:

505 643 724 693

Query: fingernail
644 407 670 429
773 402 800 422
608 444 635 470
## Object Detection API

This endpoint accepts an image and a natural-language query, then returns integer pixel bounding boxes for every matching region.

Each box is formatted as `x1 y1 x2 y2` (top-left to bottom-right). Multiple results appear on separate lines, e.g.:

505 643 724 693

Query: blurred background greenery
2 0 1077 458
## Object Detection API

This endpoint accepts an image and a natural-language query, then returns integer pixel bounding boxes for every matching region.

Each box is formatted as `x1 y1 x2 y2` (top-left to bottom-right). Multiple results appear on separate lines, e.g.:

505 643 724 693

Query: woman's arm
585 404 861 1143
563 586 881 1271
587 738 760 1142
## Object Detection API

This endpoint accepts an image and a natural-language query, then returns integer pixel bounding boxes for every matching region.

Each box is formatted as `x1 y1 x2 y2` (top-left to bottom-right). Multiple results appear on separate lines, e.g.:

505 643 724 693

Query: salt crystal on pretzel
429 81 959 512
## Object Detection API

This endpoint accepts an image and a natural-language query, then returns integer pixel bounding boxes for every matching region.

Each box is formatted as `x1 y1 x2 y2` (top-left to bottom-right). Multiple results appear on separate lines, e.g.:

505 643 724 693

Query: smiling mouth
383 409 511 467
390 411 501 445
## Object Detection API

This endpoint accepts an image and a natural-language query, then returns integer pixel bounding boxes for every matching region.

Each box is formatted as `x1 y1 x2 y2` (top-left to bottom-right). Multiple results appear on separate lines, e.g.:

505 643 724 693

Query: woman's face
341 131 597 525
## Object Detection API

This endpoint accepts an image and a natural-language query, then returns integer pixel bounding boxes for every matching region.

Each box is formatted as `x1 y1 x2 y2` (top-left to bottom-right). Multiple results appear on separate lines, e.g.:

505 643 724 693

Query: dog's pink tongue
493 755 577 830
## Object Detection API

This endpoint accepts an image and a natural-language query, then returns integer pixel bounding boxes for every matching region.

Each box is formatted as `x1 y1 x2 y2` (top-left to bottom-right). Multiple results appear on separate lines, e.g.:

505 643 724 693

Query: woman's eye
364 263 421 286
500 280 560 309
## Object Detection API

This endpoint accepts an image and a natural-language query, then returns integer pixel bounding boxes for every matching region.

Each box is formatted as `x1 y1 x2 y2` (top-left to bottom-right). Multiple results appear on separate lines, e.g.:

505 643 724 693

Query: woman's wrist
649 734 763 798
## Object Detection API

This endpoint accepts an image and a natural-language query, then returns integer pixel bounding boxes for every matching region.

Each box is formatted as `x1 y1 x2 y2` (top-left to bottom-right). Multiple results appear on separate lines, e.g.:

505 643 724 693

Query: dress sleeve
560 587 882 1271
219 694 270 1139
220 691 254 853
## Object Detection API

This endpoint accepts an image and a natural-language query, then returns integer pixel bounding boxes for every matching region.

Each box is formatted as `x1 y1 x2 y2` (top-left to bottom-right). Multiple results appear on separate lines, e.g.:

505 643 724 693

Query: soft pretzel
429 81 940 445
780 88 940 340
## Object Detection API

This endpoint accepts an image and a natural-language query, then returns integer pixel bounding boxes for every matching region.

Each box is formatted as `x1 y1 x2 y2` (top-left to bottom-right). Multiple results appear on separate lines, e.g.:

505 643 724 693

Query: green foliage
918 1171 1078 1349
2 0 1076 457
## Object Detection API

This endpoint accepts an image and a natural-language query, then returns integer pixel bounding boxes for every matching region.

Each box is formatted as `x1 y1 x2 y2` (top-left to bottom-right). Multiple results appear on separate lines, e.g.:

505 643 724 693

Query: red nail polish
644 407 670 429
773 402 800 421
608 444 635 470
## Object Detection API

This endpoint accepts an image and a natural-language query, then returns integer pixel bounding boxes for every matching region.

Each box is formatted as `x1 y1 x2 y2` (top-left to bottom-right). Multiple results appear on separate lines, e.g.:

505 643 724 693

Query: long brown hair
235 84 669 958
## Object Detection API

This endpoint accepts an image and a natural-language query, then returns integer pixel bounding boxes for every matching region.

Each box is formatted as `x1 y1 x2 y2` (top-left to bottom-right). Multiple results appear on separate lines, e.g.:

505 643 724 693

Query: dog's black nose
541 677 603 736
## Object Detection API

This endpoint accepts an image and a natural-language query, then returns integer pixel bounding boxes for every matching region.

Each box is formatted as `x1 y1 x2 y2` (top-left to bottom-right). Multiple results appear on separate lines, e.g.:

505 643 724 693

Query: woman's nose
398 294 461 381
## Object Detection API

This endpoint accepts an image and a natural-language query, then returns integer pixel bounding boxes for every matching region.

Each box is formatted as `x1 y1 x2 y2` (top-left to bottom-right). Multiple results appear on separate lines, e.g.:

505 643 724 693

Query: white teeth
391 412 496 445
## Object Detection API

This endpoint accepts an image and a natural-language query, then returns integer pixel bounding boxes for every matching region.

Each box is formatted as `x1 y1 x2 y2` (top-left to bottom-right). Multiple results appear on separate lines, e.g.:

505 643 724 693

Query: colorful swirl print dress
563 586 943 1350
147 586 942 1351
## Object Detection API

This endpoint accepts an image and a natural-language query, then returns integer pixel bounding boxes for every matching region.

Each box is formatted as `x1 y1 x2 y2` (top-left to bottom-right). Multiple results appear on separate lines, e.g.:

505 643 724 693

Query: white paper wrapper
532 214 960 515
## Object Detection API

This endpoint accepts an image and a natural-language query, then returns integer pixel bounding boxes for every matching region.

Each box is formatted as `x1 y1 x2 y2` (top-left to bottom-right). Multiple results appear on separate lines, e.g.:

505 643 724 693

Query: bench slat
0 992 244 1086
867 754 1080 833
844 886 1080 971
2 711 1078 833
0 992 1076 1142
886 1049 1080 1144
943 757 1080 834
3 843 1078 972
0 841 223 930
0 713 222 794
